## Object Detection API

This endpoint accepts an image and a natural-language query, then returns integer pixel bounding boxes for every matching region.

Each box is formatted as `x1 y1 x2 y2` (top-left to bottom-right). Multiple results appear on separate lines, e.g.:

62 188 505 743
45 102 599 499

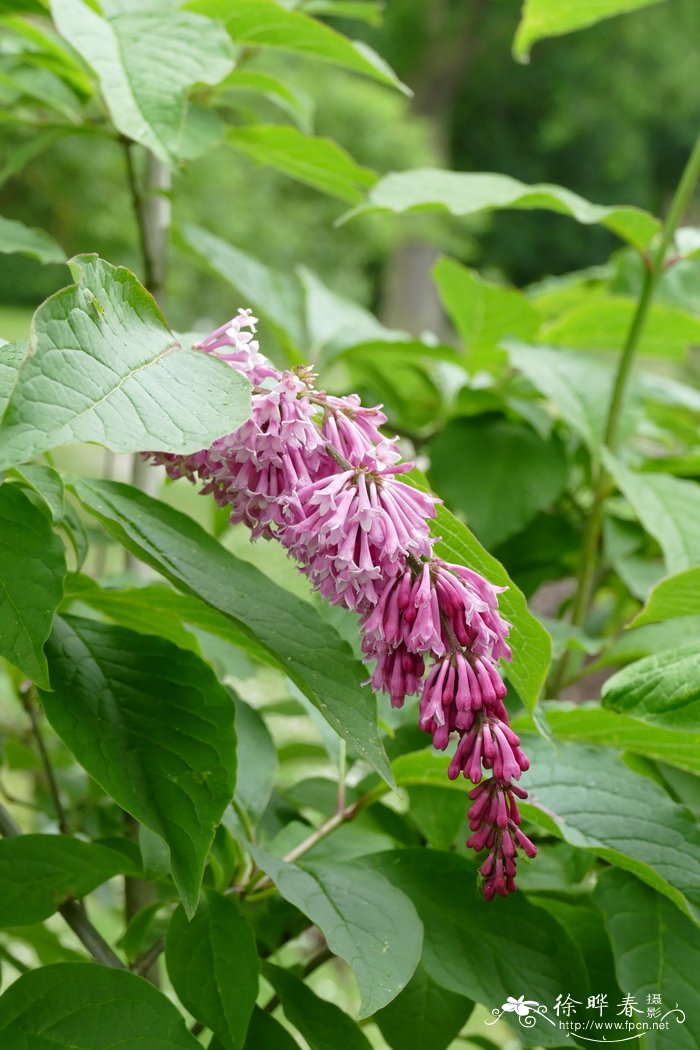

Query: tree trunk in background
380 0 486 337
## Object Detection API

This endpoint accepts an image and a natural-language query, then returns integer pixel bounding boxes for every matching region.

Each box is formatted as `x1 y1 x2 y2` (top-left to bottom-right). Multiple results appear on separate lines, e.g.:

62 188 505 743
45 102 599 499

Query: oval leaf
602 645 700 730
631 567 700 626
42 615 237 916
514 0 668 61
0 483 66 688
519 735 700 924
365 849 588 1047
0 963 200 1048
166 891 259 1049
70 477 393 784
251 847 423 1017
0 215 65 265
51 0 233 163
343 169 659 251
0 835 138 926
0 255 250 470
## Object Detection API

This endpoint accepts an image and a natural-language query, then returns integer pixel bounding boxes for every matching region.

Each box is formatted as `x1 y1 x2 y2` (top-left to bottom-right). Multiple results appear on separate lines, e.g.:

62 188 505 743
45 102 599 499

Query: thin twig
131 935 165 976
0 801 125 969
263 943 333 1014
246 793 373 897
22 686 69 834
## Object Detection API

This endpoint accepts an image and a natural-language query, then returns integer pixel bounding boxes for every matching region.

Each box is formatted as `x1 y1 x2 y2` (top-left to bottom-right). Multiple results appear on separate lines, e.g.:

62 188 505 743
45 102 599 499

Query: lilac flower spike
146 310 536 897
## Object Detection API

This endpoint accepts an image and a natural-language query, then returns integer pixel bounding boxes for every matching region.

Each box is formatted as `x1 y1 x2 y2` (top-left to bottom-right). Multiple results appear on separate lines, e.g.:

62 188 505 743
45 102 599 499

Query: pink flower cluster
148 310 536 897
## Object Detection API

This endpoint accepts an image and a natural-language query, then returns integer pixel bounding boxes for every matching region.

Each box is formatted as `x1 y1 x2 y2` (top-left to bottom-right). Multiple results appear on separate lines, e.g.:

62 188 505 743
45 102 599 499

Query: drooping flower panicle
146 310 536 896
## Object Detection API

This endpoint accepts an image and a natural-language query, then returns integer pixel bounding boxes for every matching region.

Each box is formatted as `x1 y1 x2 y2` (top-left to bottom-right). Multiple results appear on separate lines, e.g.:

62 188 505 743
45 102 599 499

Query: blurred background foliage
3 0 700 321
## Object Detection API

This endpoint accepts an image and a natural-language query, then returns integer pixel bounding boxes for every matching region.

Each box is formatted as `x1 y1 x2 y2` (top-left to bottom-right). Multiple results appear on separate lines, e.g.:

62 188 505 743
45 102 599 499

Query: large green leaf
429 419 567 548
251 848 422 1017
541 297 700 359
227 125 376 202
343 170 660 251
506 342 640 452
0 963 201 1048
514 0 668 61
63 575 266 661
0 835 138 926
602 645 700 730
631 567 700 626
607 460 700 573
374 965 473 1050
0 215 65 264
42 615 237 915
0 483 66 688
512 702 700 776
519 735 700 923
166 892 259 1050
417 485 552 709
264 964 372 1050
186 0 406 92
0 256 250 470
70 478 393 784
0 340 28 420
595 869 697 1050
50 0 233 163
365 849 588 1047
432 258 540 373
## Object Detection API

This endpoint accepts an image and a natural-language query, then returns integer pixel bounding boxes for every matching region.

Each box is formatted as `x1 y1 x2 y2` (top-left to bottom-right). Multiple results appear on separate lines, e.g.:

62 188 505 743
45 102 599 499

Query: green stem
549 131 700 697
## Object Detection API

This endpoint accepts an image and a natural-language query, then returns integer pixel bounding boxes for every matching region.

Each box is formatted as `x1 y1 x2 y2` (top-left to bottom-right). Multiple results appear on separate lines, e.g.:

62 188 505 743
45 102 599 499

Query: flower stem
549 131 700 697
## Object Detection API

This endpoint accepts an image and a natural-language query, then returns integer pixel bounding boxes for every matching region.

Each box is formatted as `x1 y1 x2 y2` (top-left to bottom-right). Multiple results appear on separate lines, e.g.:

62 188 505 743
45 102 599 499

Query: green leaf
0 341 28 421
50 0 233 164
217 69 313 132
429 419 567 548
0 963 201 1048
541 297 700 359
514 0 668 61
364 849 588 1047
166 892 259 1049
595 869 697 1050
432 258 540 374
374 965 473 1050
263 964 373 1050
343 170 660 251
187 0 407 93
519 735 700 923
71 478 393 784
227 125 376 202
512 703 700 776
506 342 640 452
177 223 306 351
235 697 277 827
251 848 422 1016
0 483 66 688
0 255 250 470
42 615 237 915
607 460 700 574
10 464 65 523
242 1007 300 1050
416 482 552 709
0 215 64 264
63 576 265 660
602 645 700 730
631 567 700 626
0 835 138 926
